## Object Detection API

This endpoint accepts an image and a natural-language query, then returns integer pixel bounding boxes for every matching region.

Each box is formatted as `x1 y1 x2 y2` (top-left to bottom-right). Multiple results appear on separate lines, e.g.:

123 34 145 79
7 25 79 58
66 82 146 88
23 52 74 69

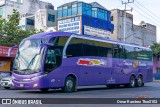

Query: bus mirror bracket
38 43 53 54
8 45 19 57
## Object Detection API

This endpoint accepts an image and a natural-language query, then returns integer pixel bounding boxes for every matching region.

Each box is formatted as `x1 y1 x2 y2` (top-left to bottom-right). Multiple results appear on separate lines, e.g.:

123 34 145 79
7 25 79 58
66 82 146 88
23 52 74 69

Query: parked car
0 76 13 89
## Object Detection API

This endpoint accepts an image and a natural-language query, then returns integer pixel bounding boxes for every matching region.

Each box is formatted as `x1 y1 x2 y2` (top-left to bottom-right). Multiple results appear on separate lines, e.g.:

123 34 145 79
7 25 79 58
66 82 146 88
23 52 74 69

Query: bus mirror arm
38 43 54 54
8 45 18 57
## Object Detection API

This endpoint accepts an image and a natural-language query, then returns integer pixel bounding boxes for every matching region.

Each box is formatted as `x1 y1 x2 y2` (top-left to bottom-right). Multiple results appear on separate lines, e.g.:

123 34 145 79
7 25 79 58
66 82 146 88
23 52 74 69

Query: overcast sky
42 0 160 42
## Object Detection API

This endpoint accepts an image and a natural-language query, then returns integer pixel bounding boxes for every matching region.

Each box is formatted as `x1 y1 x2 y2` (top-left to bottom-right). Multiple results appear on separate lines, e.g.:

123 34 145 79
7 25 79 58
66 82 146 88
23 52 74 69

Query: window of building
68 5 72 16
92 8 97 18
111 16 114 21
0 8 3 16
17 0 23 3
58 7 62 18
72 3 77 15
48 14 55 22
26 18 34 25
105 11 108 21
98 9 105 20
78 2 82 14
63 6 68 17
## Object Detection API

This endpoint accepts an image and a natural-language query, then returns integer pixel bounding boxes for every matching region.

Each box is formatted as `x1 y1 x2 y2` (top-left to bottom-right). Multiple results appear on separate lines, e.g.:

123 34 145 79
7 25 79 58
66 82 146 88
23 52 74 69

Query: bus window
119 45 126 59
113 44 119 58
49 36 69 46
83 44 99 56
66 43 83 58
44 47 62 72
124 45 135 59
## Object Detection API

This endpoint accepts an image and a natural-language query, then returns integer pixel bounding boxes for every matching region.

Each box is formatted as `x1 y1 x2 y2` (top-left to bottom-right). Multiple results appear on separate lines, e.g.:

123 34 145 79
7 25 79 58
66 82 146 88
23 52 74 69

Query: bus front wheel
63 76 75 93
128 76 136 88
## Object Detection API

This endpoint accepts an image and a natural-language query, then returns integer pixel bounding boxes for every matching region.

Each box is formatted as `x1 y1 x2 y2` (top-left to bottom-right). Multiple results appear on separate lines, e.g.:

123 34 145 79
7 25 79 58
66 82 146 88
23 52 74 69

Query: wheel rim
131 77 135 87
138 77 142 86
66 80 73 90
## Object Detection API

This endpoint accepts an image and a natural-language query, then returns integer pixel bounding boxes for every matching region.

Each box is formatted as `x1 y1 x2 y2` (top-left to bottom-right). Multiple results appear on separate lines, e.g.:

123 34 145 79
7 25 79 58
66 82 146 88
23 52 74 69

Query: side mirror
8 45 19 57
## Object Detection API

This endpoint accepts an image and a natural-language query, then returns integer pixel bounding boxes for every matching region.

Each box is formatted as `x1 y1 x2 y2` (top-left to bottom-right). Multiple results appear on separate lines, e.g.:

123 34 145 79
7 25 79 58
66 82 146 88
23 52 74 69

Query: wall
2 0 48 19
111 9 156 46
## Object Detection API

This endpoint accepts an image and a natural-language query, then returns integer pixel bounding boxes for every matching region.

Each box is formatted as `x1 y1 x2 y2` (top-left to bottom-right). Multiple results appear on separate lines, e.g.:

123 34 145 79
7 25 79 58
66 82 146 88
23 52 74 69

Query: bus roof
26 32 151 50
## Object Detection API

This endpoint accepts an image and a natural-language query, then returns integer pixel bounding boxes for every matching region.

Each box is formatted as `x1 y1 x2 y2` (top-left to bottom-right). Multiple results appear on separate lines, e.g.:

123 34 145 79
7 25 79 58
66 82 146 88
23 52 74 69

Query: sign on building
84 26 111 39
57 16 81 34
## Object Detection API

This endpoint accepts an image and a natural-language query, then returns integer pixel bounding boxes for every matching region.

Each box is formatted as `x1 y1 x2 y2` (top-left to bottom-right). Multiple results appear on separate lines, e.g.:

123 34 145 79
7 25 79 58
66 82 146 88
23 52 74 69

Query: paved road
0 82 160 107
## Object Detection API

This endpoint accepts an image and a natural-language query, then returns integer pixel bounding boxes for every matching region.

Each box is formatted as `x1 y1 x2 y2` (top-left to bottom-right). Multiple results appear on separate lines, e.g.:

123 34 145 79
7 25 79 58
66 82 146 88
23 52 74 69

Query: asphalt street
0 82 160 107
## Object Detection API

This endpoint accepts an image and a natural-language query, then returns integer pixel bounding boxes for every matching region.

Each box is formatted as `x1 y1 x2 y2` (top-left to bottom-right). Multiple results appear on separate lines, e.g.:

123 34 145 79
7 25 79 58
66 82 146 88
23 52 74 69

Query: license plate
20 84 24 87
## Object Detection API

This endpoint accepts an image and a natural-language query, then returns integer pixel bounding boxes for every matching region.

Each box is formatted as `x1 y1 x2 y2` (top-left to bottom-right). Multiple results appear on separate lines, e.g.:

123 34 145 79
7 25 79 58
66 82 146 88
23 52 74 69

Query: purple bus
12 32 153 93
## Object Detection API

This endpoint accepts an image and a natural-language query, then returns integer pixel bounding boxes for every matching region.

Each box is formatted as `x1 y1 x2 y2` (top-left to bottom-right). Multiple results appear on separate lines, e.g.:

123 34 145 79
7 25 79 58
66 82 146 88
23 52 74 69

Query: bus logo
77 58 106 66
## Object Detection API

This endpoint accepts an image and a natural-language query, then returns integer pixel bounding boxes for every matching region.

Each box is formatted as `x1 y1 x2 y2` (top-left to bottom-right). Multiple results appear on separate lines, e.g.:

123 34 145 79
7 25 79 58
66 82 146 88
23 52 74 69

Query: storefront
0 46 17 79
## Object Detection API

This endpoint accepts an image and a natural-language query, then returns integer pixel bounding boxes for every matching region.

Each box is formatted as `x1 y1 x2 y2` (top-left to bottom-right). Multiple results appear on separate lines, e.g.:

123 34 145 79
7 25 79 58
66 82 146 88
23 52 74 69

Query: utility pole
122 0 134 42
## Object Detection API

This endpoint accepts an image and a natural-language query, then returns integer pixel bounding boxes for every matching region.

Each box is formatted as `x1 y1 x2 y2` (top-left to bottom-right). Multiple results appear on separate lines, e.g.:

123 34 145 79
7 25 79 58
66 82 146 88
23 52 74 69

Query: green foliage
0 9 42 46
150 42 160 57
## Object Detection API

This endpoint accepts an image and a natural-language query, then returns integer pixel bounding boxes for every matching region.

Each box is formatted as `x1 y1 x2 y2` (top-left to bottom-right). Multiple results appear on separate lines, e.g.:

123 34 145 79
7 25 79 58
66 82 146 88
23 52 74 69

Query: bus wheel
63 76 75 93
128 76 136 88
136 76 144 87
107 85 115 88
40 88 49 92
4 87 10 89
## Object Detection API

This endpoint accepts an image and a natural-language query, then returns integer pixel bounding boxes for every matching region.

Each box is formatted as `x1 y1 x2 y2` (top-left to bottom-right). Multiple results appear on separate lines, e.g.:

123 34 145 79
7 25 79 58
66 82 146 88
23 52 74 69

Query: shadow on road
17 85 150 94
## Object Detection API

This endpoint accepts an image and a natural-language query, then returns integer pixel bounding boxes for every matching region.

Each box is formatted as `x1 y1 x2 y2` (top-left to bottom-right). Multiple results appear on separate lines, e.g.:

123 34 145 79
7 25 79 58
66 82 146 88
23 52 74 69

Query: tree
150 42 160 57
0 9 41 46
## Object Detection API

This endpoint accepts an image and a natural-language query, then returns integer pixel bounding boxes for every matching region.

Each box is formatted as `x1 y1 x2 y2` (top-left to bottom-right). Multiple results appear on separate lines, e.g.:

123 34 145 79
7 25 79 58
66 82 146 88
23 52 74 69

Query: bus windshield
13 38 47 75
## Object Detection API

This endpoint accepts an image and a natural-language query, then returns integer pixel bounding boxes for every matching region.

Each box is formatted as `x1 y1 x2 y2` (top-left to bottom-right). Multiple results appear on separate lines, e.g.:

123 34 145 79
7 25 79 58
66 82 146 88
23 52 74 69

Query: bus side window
124 46 135 59
66 43 83 58
119 45 126 59
83 44 98 56
113 44 119 58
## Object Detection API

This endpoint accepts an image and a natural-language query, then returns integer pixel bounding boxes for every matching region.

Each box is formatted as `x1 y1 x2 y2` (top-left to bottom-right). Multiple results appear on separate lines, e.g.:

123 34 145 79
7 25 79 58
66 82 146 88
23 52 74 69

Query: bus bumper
12 79 43 89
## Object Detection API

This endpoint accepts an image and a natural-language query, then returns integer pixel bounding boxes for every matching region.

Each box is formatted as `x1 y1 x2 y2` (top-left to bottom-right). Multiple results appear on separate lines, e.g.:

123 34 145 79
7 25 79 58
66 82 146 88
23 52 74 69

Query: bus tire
106 85 115 88
128 75 136 88
40 88 49 92
136 76 144 87
4 87 10 89
63 76 75 93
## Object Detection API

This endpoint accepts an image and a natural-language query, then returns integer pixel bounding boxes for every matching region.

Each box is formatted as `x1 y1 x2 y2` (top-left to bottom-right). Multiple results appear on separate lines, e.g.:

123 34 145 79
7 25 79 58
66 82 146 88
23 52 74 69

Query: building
0 0 49 19
18 2 56 31
19 14 35 30
57 1 114 39
111 9 156 46
34 6 57 31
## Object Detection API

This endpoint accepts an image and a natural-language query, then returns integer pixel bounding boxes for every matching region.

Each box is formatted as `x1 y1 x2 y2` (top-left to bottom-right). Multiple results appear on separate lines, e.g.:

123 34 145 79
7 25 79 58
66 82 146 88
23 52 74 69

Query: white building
19 15 34 30
110 9 156 46
34 8 57 31
0 0 50 19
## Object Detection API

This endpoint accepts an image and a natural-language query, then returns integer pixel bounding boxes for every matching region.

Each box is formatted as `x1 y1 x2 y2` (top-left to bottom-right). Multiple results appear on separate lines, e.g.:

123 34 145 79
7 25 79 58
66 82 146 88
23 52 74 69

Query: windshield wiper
26 54 38 70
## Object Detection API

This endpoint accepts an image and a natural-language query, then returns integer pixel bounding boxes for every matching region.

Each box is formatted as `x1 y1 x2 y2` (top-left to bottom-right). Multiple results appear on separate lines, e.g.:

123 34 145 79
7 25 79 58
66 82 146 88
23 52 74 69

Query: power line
132 2 160 25
134 0 160 20
119 0 160 27
127 4 160 27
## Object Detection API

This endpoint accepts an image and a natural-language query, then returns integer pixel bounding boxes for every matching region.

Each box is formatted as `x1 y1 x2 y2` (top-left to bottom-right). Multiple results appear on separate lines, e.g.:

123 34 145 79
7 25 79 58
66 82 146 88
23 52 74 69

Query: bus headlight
31 74 47 81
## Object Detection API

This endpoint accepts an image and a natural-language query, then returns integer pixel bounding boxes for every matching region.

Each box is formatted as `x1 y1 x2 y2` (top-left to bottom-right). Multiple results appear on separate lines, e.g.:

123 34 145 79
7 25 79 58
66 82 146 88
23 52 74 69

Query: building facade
17 2 56 31
111 9 156 46
34 8 57 31
19 15 34 30
0 0 49 19
57 1 114 39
